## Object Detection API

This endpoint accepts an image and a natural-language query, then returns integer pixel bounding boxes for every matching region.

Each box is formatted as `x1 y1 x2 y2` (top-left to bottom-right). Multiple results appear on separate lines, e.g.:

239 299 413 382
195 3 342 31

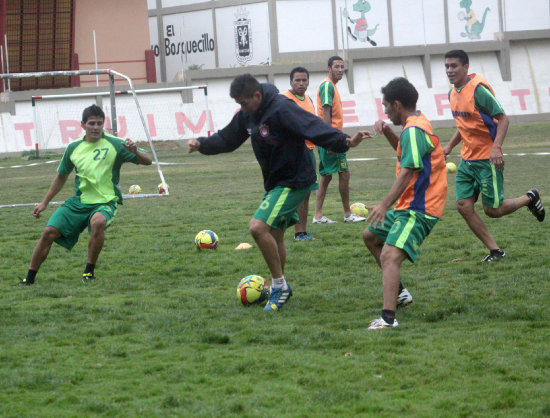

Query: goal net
0 69 211 208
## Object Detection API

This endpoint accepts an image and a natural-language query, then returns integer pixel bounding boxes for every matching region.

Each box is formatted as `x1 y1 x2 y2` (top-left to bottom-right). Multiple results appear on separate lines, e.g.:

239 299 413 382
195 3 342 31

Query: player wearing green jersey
20 105 152 286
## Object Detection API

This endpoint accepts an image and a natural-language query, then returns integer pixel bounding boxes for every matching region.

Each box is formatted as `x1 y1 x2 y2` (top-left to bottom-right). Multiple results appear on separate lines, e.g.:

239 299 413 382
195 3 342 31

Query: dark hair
290 66 309 81
229 74 261 99
328 56 344 67
82 104 105 123
381 77 418 110
445 49 469 66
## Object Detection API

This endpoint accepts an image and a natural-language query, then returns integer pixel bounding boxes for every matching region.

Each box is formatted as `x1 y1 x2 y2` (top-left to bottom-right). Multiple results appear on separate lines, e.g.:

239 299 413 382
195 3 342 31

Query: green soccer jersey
57 132 139 204
399 127 435 170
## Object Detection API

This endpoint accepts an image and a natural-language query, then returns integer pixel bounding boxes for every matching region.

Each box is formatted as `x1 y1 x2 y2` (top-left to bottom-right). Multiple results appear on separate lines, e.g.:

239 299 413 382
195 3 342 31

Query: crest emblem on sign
259 124 269 138
234 7 252 64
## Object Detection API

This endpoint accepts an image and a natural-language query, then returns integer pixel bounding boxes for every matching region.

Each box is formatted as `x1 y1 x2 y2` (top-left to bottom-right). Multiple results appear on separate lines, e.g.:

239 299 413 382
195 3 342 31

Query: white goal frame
0 69 209 207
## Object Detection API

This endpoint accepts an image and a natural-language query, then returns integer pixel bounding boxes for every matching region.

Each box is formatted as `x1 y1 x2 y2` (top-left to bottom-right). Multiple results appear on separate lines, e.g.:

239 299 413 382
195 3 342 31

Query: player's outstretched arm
373 120 399 150
123 138 152 165
32 173 69 218
187 138 201 153
347 130 372 148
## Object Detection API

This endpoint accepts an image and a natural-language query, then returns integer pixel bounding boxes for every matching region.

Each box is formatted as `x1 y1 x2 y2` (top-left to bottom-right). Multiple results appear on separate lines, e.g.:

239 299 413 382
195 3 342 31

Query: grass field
1 122 549 417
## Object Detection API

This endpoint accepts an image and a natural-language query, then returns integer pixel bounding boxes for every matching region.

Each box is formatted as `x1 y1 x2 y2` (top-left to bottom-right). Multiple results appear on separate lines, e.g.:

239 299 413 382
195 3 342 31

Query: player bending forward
188 74 370 311
20 104 152 286
364 78 447 329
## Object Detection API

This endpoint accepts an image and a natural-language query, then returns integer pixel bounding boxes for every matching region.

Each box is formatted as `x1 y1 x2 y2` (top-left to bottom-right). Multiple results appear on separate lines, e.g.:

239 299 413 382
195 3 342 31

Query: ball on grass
195 230 219 250
158 183 168 194
129 184 141 194
237 275 270 306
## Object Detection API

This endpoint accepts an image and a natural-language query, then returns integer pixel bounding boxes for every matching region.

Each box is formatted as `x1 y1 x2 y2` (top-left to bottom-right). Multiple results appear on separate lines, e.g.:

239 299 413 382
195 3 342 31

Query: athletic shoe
264 284 292 311
344 213 366 222
397 288 413 307
527 188 545 222
82 272 95 283
19 277 35 286
368 317 399 329
481 249 506 262
294 233 314 241
312 216 336 224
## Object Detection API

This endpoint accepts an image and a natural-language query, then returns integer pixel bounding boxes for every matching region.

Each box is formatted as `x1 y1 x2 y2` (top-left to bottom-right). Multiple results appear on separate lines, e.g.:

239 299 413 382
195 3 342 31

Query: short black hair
381 77 418 110
229 74 261 99
82 104 105 123
328 56 344 67
290 66 309 81
445 49 469 66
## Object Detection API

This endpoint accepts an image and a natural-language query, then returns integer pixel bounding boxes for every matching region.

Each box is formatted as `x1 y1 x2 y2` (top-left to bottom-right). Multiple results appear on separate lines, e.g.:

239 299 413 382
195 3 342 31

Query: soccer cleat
397 288 413 307
294 233 314 241
526 188 545 222
82 272 95 283
481 249 506 262
312 216 336 224
368 317 399 329
19 277 35 286
264 284 292 311
344 213 366 222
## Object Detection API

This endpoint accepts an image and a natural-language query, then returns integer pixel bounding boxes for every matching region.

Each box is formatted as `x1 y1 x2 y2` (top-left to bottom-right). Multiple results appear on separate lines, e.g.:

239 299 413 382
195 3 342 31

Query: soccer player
188 74 370 311
364 77 447 329
443 49 545 262
20 104 152 286
313 56 365 224
281 66 318 241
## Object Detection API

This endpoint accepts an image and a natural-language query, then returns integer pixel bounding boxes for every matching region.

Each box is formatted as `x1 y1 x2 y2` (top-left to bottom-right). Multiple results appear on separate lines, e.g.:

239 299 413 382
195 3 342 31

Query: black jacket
197 83 350 191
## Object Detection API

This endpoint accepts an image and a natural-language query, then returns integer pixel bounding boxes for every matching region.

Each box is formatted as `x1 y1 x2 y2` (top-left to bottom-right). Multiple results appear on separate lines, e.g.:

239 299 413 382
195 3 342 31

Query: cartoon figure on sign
343 0 379 46
458 0 490 39
234 7 253 65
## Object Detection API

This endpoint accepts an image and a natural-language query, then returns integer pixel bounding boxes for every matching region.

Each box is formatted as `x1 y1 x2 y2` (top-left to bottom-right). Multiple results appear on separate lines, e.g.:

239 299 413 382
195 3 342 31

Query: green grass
1 122 549 417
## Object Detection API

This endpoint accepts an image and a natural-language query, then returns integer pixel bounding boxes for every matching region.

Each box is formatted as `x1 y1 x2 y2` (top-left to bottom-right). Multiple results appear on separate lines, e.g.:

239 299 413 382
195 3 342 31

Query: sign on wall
276 0 334 52
216 3 271 68
391 0 446 46
448 0 499 42
503 0 550 31
336 0 390 49
151 11 216 82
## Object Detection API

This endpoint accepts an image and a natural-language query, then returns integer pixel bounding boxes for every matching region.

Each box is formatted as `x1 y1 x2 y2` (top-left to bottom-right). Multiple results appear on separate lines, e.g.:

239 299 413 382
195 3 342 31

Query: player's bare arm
322 105 332 126
32 173 69 218
187 138 201 153
347 130 372 148
366 168 414 228
122 138 152 165
490 113 509 170
373 120 399 150
443 130 462 158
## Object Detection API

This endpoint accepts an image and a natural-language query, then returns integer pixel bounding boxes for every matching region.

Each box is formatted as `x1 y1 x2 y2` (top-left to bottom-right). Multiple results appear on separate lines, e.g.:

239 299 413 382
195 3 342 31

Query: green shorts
455 159 504 208
367 209 439 262
309 149 319 191
47 196 118 250
253 186 310 230
318 147 348 176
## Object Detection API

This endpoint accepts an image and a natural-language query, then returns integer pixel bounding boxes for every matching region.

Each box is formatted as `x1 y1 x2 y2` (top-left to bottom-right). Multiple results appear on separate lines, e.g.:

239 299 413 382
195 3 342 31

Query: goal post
0 68 211 208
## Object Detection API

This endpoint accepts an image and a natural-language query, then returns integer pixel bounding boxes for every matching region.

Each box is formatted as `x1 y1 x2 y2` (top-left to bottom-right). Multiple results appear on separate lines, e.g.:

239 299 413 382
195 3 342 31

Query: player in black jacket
188 74 370 311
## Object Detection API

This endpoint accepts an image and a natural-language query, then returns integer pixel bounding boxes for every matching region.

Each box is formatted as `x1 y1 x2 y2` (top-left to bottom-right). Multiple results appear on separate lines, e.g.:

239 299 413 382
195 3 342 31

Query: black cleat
82 273 95 283
19 277 35 286
527 188 545 222
482 249 506 262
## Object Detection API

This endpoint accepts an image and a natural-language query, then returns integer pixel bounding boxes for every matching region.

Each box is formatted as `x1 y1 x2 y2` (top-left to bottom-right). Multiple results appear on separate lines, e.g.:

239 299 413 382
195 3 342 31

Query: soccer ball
446 162 457 174
157 183 168 194
237 275 270 306
351 202 369 217
195 230 219 250
129 184 141 194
